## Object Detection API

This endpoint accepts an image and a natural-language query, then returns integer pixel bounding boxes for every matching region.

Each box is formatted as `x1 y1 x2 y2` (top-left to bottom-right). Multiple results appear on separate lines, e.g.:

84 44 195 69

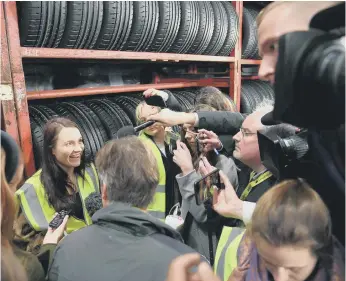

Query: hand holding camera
212 171 243 220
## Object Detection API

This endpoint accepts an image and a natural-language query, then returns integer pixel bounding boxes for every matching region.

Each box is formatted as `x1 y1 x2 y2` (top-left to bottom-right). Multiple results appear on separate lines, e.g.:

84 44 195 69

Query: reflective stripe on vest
15 164 100 233
240 170 273 200
214 227 245 281
138 133 166 220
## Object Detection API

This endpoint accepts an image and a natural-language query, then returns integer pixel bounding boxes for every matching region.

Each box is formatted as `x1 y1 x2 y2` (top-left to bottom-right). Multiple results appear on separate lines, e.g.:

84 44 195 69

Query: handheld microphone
85 192 103 217
116 121 155 139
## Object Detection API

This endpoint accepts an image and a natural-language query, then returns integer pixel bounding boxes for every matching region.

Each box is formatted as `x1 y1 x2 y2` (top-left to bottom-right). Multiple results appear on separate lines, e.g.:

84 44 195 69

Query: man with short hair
47 137 197 281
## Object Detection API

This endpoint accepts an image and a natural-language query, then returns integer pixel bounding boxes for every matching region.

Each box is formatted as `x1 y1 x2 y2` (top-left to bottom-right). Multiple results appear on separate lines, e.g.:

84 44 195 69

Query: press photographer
259 1 345 245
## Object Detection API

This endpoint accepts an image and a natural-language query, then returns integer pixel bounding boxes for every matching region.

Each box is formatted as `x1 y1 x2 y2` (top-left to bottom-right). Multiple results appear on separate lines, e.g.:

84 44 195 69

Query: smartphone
145 95 167 108
166 131 181 154
194 169 223 205
49 210 70 229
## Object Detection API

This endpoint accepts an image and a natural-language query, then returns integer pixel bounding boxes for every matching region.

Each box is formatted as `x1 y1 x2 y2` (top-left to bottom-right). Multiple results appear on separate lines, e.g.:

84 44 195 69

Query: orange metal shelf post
4 1 35 177
1 3 20 144
231 1 243 112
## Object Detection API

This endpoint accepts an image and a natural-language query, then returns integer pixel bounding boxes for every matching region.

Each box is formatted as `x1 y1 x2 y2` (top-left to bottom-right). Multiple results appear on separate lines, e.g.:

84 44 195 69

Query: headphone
1 130 20 182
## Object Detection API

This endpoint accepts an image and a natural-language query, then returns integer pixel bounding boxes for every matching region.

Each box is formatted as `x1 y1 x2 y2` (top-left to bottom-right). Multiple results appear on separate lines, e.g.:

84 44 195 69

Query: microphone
85 192 103 217
116 121 155 139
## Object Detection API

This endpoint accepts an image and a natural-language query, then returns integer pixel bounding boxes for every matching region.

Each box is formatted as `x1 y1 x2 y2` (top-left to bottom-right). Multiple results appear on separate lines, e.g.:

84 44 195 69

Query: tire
101 99 133 127
94 2 122 50
218 2 239 56
121 2 151 51
160 2 181 52
203 2 227 55
242 6 260 59
30 118 44 169
147 2 175 52
141 1 159 51
240 84 256 114
18 2 48 47
169 1 199 54
83 2 104 49
85 100 121 139
188 2 213 55
111 96 140 125
114 1 134 50
59 2 89 49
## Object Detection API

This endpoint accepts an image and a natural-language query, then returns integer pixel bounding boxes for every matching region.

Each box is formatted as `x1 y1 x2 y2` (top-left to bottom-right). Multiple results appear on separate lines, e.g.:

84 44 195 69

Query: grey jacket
176 155 239 260
48 202 198 281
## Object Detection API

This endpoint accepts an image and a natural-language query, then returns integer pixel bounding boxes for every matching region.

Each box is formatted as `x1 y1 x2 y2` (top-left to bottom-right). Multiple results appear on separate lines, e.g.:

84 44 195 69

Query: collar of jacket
92 202 183 241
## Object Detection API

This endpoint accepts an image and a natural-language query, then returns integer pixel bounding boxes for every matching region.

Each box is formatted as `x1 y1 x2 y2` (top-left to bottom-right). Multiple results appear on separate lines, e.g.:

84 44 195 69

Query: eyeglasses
239 128 257 138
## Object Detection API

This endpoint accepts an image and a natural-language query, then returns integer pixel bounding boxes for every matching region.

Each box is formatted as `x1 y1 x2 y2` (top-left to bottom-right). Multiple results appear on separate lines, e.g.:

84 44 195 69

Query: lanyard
240 171 273 200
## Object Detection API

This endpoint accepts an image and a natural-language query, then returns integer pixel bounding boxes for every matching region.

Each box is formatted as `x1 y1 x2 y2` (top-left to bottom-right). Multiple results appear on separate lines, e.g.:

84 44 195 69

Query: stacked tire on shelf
242 5 261 59
18 1 239 55
240 80 274 114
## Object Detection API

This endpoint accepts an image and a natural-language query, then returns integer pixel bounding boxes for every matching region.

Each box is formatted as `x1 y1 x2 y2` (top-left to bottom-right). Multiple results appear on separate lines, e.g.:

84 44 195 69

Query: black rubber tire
111 96 140 125
59 2 89 49
121 2 151 51
141 1 159 51
169 1 199 54
100 99 133 127
83 2 104 49
146 2 175 52
84 100 121 139
18 2 49 47
73 102 108 147
203 2 227 55
114 1 134 51
30 118 44 169
45 2 67 48
240 84 256 114
218 2 239 56
189 1 215 54
94 2 122 50
53 1 67 47
160 2 181 52
242 6 260 59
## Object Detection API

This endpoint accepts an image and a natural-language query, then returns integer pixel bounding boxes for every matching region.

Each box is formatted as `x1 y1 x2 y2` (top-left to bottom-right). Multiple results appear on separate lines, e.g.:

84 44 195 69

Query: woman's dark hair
181 104 217 169
195 86 237 112
40 117 86 212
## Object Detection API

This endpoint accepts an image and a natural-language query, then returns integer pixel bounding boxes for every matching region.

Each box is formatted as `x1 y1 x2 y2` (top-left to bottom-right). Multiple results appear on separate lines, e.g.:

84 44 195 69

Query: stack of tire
242 5 262 59
28 90 198 169
18 1 238 56
240 80 274 114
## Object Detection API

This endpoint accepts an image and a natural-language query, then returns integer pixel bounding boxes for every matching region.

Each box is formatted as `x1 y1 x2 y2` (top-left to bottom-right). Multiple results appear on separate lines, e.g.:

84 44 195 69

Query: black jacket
47 203 198 281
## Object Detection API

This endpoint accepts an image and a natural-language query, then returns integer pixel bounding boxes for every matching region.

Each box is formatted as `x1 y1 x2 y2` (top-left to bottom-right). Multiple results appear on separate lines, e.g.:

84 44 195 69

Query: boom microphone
116 121 155 139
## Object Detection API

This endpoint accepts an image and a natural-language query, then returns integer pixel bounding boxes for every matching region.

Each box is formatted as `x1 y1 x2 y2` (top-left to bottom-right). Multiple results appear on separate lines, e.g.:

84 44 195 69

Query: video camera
258 3 345 244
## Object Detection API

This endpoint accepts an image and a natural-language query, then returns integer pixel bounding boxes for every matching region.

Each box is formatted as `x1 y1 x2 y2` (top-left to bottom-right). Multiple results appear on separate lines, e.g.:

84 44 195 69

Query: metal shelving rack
1 1 261 177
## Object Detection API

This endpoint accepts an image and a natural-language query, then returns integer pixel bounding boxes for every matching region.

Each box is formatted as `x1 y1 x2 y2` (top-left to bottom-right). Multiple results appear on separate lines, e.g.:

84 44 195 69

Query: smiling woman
14 117 100 254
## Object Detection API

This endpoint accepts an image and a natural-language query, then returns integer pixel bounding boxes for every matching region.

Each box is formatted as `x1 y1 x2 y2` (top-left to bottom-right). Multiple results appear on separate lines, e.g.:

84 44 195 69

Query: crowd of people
1 2 344 281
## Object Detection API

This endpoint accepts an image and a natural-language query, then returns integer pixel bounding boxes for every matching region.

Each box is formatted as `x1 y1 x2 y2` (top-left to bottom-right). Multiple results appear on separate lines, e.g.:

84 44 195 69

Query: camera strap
205 201 215 266
240 170 273 200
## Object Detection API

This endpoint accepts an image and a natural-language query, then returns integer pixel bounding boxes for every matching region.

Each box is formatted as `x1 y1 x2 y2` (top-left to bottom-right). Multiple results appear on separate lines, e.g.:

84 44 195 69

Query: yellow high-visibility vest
138 133 166 220
15 164 100 234
214 227 245 281
214 170 273 281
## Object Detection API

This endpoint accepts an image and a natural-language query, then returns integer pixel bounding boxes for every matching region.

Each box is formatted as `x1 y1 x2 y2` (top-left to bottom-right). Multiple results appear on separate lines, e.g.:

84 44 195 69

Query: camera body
258 3 345 244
